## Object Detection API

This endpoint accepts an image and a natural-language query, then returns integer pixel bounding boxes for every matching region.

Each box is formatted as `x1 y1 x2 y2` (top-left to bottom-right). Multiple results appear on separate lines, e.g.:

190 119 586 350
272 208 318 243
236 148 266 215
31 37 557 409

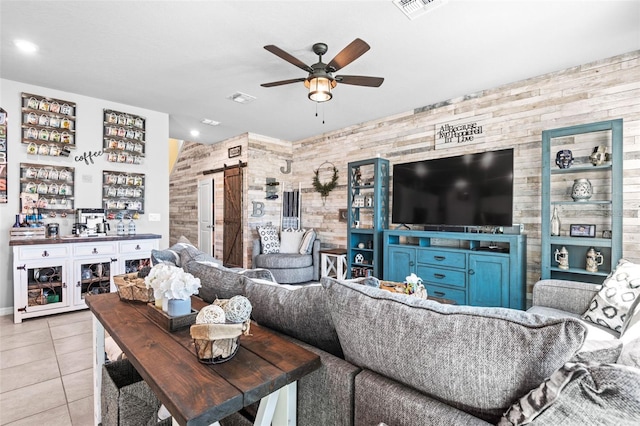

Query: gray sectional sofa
181 254 640 426
142 238 640 425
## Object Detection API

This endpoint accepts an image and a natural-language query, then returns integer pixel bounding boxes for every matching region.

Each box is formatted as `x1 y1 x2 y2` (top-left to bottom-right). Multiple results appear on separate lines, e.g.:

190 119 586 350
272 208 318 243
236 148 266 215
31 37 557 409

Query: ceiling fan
261 38 384 103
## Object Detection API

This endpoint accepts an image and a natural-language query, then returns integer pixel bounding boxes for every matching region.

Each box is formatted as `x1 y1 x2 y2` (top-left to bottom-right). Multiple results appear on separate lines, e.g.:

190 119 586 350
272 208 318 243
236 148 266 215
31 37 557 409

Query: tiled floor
0 310 94 425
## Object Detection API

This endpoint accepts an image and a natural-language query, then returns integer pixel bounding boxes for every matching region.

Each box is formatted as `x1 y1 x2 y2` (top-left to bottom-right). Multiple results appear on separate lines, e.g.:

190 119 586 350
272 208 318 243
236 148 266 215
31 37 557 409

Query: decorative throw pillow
150 236 197 266
280 228 305 253
298 228 316 254
150 248 180 266
582 259 640 335
499 362 640 425
257 226 280 254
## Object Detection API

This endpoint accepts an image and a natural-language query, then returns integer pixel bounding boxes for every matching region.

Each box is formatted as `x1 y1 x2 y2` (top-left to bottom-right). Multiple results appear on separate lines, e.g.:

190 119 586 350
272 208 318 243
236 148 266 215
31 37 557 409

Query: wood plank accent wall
171 51 640 303
170 133 292 267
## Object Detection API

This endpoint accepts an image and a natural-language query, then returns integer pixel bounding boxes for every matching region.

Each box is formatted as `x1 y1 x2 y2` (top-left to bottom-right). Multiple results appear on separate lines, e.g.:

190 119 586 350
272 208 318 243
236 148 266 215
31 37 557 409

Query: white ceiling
1 1 639 145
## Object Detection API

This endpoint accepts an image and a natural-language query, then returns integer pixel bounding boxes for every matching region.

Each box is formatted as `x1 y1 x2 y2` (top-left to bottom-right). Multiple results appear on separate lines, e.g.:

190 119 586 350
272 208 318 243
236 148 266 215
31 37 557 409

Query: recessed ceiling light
190 130 200 137
227 92 257 104
14 39 38 54
201 118 221 126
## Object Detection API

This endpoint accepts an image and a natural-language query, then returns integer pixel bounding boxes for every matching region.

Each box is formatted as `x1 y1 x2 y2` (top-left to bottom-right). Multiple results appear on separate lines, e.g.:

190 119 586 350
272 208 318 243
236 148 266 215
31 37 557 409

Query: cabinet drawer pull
434 256 446 261
135 245 141 250
111 258 118 263
468 269 475 275
92 248 99 254
433 273 446 279
62 282 67 288
434 291 445 297
42 250 49 257
77 281 81 287
409 261 415 267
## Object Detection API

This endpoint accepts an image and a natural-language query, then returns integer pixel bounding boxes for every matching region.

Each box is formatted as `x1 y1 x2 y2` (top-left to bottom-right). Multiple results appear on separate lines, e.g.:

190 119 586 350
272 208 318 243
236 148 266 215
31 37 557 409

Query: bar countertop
9 233 162 246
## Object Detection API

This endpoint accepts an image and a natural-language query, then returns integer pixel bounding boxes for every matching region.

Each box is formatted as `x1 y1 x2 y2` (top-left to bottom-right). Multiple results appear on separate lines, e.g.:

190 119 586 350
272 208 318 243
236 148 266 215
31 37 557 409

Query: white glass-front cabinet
12 236 160 323
14 245 71 317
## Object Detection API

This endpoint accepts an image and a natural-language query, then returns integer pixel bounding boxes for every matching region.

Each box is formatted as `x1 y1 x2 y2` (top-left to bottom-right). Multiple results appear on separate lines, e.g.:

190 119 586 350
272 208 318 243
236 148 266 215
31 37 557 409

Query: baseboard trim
0 307 14 317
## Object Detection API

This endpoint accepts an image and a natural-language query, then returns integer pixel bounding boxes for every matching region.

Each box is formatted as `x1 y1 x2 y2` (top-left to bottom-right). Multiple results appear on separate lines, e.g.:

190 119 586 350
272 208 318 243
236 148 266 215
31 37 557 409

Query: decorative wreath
313 163 339 198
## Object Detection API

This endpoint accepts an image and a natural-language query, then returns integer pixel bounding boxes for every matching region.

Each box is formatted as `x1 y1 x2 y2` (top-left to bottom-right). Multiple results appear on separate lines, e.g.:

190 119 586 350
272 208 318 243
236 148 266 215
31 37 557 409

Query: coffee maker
77 208 108 237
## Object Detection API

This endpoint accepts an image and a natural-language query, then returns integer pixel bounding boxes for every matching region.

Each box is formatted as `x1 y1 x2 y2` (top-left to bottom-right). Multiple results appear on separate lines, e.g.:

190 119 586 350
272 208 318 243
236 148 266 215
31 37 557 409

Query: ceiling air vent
227 92 257 104
393 0 448 20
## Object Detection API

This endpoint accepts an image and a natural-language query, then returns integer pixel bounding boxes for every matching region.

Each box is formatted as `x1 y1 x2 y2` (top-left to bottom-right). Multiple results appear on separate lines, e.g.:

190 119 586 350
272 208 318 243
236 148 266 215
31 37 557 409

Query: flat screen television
391 148 514 228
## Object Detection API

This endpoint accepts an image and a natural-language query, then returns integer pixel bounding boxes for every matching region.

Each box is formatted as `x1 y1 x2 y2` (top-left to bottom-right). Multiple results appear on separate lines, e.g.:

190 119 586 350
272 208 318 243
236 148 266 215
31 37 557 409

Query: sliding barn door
223 166 243 267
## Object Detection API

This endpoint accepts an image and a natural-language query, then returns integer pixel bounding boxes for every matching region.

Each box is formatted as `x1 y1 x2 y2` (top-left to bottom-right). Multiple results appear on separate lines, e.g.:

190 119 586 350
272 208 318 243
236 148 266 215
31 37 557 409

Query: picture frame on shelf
569 224 596 238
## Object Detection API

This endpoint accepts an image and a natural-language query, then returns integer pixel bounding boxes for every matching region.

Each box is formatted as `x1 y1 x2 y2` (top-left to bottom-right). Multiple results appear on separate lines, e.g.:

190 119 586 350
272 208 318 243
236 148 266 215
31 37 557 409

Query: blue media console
382 230 527 310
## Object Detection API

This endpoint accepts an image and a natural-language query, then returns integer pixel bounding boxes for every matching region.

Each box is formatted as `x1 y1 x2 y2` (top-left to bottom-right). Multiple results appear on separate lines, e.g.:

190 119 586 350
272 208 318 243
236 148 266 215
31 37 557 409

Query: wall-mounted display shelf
20 162 75 216
21 93 76 155
1 108 7 203
347 157 389 278
103 109 145 164
102 170 145 219
541 119 623 284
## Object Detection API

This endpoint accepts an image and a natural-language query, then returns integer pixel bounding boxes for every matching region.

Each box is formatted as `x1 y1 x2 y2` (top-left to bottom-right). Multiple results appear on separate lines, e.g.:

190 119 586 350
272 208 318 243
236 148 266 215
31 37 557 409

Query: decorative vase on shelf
162 297 169 312
551 207 561 236
13 215 21 228
167 298 191 317
571 178 593 202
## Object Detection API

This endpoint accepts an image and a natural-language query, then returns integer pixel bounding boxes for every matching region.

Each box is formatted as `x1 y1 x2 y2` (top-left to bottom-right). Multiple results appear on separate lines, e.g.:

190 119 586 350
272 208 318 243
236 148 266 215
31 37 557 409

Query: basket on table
114 273 154 303
190 296 252 364
191 320 251 364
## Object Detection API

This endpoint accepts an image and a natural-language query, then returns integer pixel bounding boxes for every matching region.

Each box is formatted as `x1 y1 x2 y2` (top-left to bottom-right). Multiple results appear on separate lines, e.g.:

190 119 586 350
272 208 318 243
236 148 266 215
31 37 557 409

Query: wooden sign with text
435 114 488 149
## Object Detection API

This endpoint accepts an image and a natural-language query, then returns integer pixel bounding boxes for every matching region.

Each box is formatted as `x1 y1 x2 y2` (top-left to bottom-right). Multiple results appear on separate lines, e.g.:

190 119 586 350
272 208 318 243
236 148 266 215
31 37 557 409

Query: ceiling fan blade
261 78 307 88
335 75 384 87
264 45 313 73
326 38 370 72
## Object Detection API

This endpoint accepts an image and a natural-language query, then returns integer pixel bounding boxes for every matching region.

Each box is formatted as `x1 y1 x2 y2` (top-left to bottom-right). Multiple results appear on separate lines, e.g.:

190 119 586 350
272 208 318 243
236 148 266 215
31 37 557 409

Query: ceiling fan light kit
262 39 384 104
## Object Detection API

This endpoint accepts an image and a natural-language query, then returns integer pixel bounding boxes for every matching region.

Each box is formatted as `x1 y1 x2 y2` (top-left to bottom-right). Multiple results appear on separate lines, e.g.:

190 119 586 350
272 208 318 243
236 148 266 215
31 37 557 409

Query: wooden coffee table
86 293 321 426
379 281 456 305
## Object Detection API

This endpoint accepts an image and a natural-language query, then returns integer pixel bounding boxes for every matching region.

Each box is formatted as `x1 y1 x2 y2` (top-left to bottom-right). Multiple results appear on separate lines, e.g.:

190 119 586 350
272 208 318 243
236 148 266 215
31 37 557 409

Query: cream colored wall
168 138 182 174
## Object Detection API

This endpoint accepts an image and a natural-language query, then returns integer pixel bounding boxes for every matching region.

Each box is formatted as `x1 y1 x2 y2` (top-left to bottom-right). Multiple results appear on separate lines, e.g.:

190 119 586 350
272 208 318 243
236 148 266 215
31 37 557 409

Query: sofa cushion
355 370 490 426
299 229 316 254
183 261 245 303
280 228 306 254
321 277 586 423
179 245 222 267
618 337 640 368
257 226 280 254
498 362 640 425
244 277 343 357
253 253 312 269
582 259 640 335
526 306 622 363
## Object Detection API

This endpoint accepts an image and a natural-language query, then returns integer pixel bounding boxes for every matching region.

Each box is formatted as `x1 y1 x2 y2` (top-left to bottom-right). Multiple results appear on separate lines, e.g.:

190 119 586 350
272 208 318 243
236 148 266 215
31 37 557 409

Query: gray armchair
252 238 321 284
527 279 640 363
